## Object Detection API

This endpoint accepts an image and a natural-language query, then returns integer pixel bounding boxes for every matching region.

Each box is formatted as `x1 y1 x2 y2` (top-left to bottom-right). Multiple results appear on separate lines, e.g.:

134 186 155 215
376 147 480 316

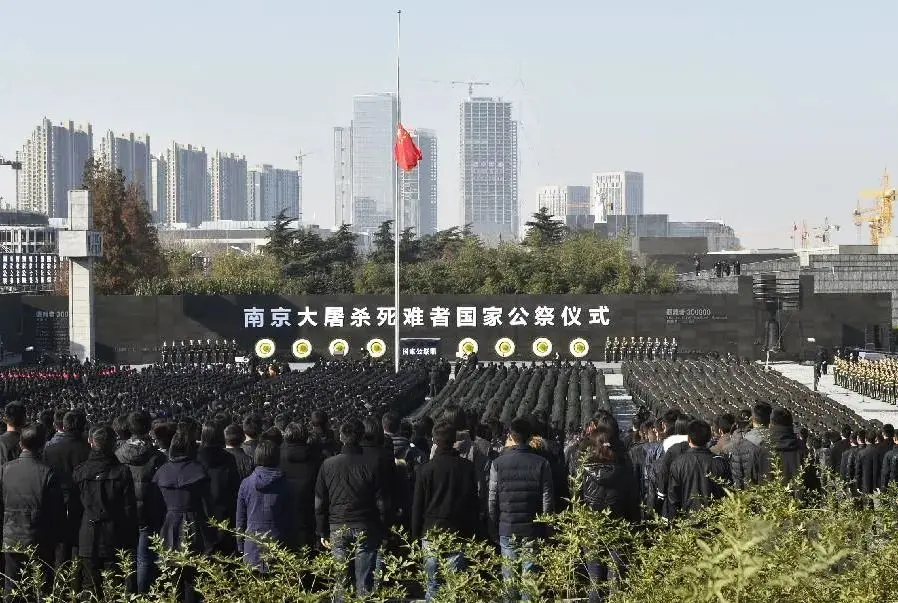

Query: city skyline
2 1 897 247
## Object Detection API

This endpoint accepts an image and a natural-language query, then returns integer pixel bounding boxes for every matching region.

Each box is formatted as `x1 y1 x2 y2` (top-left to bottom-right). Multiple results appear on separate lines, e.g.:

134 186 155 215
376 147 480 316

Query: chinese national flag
394 124 423 171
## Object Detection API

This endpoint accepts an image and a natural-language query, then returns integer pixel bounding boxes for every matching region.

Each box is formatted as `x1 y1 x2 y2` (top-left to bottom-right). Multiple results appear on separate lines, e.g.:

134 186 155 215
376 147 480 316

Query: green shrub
8 473 898 602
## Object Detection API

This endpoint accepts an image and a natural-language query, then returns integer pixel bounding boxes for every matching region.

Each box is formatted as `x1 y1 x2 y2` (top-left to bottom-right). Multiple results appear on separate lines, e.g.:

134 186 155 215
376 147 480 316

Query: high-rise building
351 93 398 235
150 155 167 222
98 131 151 202
16 118 94 219
592 171 644 219
399 128 438 236
210 152 248 221
165 143 208 226
247 164 300 222
459 97 519 244
536 185 591 219
333 126 352 226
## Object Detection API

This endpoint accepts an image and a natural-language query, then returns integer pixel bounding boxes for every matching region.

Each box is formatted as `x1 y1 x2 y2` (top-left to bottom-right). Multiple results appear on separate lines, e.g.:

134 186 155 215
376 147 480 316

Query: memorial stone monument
57 190 102 360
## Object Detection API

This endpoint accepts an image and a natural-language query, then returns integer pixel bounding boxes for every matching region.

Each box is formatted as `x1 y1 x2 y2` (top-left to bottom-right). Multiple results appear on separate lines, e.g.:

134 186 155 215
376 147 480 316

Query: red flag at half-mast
394 124 423 171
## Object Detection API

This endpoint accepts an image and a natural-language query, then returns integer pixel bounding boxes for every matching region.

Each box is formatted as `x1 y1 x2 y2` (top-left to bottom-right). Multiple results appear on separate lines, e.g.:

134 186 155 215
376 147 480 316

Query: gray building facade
351 93 398 235
165 143 208 226
399 128 438 236
248 164 301 222
460 97 519 244
98 131 151 203
17 118 94 219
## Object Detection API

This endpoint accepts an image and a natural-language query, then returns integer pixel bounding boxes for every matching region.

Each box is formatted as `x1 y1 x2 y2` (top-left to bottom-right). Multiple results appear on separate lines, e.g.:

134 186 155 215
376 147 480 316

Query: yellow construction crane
853 169 895 245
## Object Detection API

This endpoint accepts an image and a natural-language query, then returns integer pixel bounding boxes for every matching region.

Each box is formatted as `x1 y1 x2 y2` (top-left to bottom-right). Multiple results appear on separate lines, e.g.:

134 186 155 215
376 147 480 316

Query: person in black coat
152 430 211 603
666 420 729 519
315 419 389 597
412 421 479 601
580 425 639 603
197 422 241 555
43 410 90 569
280 423 321 550
0 424 63 598
768 409 810 487
856 426 883 496
73 425 138 598
115 410 167 594
224 424 254 480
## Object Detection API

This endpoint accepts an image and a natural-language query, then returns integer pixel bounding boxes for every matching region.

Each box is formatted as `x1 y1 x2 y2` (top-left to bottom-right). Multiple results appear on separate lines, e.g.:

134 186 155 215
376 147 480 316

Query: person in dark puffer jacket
74 425 138 599
237 439 293 572
488 417 553 602
115 410 166 594
581 426 639 603
666 420 729 519
43 410 90 569
0 424 63 598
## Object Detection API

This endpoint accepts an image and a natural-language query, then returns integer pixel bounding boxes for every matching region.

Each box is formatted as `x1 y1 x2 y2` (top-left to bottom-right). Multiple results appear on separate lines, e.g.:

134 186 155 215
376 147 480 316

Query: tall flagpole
394 9 402 374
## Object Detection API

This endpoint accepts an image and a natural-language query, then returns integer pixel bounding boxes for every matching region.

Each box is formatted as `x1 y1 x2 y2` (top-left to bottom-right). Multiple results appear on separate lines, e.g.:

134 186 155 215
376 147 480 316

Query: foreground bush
10 473 898 602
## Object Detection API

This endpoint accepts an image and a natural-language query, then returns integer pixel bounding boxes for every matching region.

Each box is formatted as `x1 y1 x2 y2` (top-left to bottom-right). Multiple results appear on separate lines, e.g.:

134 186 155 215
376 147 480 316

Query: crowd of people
417 359 613 433
833 355 898 402
0 352 886 602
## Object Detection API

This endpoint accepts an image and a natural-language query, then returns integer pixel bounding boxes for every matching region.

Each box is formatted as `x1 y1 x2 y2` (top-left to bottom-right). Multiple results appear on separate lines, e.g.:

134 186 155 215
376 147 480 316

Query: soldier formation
160 339 239 365
603 336 678 363
833 356 898 403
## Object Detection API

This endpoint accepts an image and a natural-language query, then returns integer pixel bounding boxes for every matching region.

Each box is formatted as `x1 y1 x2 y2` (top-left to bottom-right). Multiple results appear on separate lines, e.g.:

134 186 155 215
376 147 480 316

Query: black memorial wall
0 294 23 354
14 282 891 364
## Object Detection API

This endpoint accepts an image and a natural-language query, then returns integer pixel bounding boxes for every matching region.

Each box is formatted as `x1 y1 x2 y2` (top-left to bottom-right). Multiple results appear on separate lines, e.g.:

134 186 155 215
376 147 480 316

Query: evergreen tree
371 220 395 263
523 207 567 247
262 209 297 265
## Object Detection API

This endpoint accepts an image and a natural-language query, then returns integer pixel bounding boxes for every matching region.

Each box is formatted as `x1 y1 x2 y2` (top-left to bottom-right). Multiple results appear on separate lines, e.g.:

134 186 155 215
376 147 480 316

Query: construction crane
853 169 896 245
0 157 22 171
0 155 23 212
812 217 840 245
295 150 316 223
451 80 490 97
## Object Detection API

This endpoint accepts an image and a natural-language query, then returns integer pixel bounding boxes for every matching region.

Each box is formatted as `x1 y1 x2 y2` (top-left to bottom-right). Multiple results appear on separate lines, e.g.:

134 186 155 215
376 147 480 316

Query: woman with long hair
580 426 639 603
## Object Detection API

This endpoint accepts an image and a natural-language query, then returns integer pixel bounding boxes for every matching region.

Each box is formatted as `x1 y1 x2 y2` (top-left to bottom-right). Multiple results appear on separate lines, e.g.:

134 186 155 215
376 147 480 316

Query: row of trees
134 210 677 295
72 164 676 296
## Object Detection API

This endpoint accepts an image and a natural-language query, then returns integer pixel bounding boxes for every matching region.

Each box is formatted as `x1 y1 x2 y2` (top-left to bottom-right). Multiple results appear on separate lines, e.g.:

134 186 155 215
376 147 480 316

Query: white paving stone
770 363 898 424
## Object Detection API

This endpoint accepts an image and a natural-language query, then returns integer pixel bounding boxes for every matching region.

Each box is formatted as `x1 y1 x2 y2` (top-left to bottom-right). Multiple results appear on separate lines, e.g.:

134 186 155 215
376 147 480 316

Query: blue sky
2 0 897 248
